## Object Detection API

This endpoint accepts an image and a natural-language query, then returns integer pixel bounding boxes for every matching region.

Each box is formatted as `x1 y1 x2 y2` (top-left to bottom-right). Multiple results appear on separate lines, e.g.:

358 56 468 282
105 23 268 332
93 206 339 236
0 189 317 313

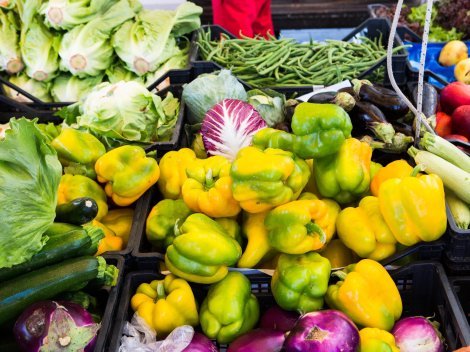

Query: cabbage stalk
111 2 201 75
58 0 136 77
51 74 103 102
0 8 23 74
4 73 52 102
40 0 120 30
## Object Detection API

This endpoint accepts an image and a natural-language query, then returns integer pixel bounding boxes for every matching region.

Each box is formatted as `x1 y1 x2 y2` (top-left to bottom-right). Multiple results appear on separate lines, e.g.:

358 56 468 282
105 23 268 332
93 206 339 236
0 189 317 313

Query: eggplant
227 329 285 352
308 92 356 112
350 101 395 143
338 86 357 97
412 82 439 118
283 99 299 131
392 121 413 136
259 306 299 332
353 79 409 119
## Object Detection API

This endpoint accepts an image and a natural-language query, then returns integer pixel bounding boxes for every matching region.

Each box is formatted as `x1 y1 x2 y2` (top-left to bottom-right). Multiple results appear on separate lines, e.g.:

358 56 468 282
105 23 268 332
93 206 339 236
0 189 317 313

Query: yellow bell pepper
326 259 402 331
58 174 108 220
320 239 358 269
336 196 397 261
302 159 321 196
182 155 241 218
370 159 413 197
158 148 197 199
93 220 124 255
95 146 160 206
359 328 400 352
130 274 199 336
237 211 277 268
298 192 340 246
100 208 134 246
379 173 447 246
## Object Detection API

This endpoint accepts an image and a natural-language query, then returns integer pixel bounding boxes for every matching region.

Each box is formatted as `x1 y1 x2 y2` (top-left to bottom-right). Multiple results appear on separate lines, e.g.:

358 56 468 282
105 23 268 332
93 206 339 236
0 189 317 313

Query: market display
1 0 470 351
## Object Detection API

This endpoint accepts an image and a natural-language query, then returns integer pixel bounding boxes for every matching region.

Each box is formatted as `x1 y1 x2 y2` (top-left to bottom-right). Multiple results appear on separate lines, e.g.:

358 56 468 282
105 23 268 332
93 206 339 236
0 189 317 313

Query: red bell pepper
435 112 452 137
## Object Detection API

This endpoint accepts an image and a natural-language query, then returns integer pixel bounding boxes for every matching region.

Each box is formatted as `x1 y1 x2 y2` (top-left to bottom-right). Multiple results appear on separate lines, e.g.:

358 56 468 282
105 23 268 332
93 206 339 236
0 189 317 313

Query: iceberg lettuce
0 8 23 74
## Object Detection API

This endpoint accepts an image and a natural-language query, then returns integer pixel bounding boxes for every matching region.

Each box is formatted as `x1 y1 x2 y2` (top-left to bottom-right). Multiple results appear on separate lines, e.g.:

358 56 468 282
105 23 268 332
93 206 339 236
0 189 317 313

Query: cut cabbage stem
70 54 87 70
33 71 48 81
134 58 150 75
48 7 63 25
6 59 24 74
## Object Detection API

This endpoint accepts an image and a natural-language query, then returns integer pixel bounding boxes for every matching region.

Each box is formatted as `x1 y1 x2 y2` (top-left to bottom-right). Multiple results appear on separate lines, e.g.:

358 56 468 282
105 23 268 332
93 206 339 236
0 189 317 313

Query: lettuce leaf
0 118 62 268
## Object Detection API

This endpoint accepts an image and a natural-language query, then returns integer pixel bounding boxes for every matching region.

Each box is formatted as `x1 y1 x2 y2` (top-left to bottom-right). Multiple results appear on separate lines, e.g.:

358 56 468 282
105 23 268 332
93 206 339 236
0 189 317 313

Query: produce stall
1 0 470 351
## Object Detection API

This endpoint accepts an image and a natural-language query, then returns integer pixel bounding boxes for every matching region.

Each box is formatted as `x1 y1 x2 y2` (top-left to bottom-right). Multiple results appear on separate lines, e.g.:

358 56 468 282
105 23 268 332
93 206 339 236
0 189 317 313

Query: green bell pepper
271 252 331 313
145 199 192 249
252 103 352 159
200 271 259 344
165 214 242 284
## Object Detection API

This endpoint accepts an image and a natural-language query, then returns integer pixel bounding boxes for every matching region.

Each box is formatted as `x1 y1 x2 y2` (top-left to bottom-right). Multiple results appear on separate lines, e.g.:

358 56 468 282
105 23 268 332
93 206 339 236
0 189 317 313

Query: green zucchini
0 223 104 282
0 256 118 325
55 197 98 225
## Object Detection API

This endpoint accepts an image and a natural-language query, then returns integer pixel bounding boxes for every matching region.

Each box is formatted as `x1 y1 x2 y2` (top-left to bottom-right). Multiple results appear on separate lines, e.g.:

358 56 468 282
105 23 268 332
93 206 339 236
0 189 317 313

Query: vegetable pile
0 0 202 102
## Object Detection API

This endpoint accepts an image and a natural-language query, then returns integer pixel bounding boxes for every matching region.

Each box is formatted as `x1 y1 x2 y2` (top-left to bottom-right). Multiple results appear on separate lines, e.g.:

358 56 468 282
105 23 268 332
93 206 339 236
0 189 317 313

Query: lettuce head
4 73 52 102
51 73 103 102
0 118 62 268
0 8 23 74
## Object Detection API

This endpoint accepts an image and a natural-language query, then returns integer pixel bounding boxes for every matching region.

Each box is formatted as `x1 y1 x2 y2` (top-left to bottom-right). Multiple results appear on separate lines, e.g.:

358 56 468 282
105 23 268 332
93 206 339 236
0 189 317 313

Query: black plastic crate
109 262 470 351
445 204 470 263
190 19 408 90
450 277 470 329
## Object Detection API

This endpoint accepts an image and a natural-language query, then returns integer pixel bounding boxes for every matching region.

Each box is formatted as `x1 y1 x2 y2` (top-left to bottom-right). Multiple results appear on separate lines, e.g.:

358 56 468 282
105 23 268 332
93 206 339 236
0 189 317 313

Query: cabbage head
0 8 23 74
51 73 103 102
4 73 52 102
105 62 144 84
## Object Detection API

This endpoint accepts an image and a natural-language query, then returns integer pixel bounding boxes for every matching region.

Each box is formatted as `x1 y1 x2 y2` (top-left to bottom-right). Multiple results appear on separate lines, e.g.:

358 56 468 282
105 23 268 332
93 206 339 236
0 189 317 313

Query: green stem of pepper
205 168 215 189
305 222 327 244
155 282 166 301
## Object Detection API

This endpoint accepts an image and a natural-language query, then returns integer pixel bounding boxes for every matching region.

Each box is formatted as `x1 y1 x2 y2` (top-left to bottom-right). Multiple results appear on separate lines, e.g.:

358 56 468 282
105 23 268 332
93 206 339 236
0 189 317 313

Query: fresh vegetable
247 89 286 127
420 132 470 173
69 81 179 144
370 159 414 197
51 74 104 102
112 2 201 75
55 197 98 225
0 118 62 269
94 220 123 254
40 0 120 30
182 69 248 124
144 44 190 85
191 133 207 158
200 272 259 344
228 329 285 352
14 301 100 352
314 137 372 204
182 332 217 352
0 222 103 282
100 208 134 245
201 99 267 161
165 213 242 284
105 62 143 84
455 58 470 84
446 190 470 230
0 8 23 74
4 73 52 102
337 196 397 261
350 101 396 143
130 274 199 336
58 0 136 77
409 147 470 204
158 148 197 199
359 327 399 352
0 256 118 325
95 145 160 206
230 146 310 213
361 133 414 154
392 317 444 352
51 127 106 179
182 155 241 217
307 91 356 112
266 200 332 254
378 166 448 245
259 306 299 332
326 259 402 331
435 112 452 137
271 252 331 313
440 82 470 115
253 102 352 159
237 211 275 268
445 134 469 142
412 82 439 118
320 239 357 269
439 40 468 66
58 174 108 220
284 310 360 352
198 28 403 87
452 105 470 140
216 217 243 246
146 199 192 249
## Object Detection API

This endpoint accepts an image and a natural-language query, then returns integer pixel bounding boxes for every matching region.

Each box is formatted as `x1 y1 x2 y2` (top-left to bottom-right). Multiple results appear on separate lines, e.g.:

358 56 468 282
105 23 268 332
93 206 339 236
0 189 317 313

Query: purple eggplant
308 92 356 112
392 316 444 352
227 329 285 352
182 332 218 352
14 300 99 352
284 310 360 352
259 305 299 332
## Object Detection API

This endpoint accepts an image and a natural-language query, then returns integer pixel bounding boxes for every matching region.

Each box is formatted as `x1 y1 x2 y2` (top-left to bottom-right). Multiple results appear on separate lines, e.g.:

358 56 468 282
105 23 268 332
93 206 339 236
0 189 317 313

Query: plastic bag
119 313 194 352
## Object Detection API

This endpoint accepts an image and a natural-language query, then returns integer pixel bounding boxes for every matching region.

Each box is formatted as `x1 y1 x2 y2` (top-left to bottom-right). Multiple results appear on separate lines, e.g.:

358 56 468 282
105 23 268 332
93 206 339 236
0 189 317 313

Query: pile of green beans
197 29 404 87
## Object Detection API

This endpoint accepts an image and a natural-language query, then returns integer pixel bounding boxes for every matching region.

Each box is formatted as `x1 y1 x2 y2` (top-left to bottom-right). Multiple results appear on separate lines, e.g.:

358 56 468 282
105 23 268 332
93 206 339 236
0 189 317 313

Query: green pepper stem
331 270 348 280
305 222 326 244
155 282 166 301
205 168 215 189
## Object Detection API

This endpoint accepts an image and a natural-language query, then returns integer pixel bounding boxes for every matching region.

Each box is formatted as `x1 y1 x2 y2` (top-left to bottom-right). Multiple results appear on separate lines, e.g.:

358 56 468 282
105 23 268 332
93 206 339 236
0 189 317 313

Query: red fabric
212 0 274 38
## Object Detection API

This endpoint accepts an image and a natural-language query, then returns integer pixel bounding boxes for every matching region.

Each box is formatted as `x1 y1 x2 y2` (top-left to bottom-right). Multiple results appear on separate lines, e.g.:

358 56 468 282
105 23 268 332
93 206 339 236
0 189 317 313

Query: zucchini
446 191 470 230
55 197 98 225
0 223 104 282
0 256 118 325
